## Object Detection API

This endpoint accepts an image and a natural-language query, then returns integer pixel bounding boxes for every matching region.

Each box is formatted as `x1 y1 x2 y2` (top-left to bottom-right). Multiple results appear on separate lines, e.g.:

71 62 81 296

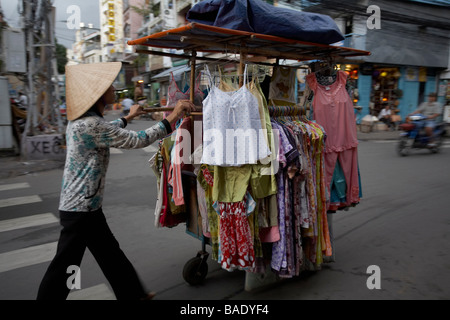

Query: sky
1 0 100 48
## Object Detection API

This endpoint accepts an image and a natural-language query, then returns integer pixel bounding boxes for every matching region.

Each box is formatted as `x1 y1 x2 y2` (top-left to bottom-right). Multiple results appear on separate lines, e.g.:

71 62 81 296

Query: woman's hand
165 100 196 124
124 104 147 122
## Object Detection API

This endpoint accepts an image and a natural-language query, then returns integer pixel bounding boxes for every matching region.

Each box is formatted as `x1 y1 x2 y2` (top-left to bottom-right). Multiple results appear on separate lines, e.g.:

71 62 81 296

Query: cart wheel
183 256 208 285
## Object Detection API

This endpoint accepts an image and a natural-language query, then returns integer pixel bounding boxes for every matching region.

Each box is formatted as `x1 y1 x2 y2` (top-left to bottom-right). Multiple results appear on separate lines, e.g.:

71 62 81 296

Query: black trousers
37 208 147 300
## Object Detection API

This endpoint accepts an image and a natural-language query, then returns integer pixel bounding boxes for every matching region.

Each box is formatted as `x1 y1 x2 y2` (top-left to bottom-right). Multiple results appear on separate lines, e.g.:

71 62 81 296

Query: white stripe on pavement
0 213 59 233
110 148 123 154
0 195 42 209
0 183 30 192
67 283 116 300
0 241 57 273
143 145 157 153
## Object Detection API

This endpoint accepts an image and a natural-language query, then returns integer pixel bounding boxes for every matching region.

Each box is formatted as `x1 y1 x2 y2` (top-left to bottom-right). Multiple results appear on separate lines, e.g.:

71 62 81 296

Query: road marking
110 148 123 154
0 195 42 209
0 213 58 233
0 183 30 192
0 241 57 273
110 146 157 153
67 283 116 300
143 145 157 153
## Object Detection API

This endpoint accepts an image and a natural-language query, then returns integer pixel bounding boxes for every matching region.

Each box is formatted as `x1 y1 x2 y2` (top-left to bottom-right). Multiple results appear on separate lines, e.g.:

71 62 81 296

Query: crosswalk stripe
67 283 116 300
0 213 58 233
0 195 42 209
110 146 157 153
143 145 157 153
0 241 57 273
0 183 30 192
110 148 123 154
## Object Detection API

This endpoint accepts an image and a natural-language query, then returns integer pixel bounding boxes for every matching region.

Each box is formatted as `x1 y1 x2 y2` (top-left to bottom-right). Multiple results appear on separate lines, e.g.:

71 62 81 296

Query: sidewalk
356 126 400 141
0 153 64 179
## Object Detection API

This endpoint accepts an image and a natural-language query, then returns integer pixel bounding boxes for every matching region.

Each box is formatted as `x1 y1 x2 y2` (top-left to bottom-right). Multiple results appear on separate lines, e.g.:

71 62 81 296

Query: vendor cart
128 21 370 290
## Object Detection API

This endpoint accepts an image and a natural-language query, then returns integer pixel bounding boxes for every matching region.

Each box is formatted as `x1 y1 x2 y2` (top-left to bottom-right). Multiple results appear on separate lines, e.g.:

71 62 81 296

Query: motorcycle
397 114 446 156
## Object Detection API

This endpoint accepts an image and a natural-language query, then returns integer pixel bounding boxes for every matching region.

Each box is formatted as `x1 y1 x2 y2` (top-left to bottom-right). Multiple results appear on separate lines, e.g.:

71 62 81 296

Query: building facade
123 0 450 116
68 24 102 65
303 0 450 121
99 0 125 63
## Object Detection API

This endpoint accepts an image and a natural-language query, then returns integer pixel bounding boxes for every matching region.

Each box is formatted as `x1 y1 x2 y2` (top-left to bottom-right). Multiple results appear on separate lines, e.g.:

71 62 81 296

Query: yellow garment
197 164 219 260
212 165 252 202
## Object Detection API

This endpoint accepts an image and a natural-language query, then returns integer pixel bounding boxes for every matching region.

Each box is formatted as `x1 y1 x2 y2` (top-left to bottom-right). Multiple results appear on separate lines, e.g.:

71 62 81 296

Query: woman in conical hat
37 62 195 300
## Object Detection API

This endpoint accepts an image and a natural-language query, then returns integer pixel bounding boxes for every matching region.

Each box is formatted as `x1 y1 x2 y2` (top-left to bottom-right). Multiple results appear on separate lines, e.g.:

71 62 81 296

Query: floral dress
214 194 256 272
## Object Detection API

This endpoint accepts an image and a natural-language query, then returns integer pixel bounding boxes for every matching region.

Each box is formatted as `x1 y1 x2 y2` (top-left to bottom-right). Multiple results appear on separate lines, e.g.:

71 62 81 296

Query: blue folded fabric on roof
186 0 344 45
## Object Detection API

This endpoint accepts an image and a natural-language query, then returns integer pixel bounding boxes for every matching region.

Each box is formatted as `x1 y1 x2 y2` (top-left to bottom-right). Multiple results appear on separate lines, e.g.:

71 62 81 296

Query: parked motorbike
397 114 446 156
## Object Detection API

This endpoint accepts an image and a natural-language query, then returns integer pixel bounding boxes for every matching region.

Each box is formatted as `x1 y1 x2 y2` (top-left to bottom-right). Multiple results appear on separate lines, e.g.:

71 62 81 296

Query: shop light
381 71 388 77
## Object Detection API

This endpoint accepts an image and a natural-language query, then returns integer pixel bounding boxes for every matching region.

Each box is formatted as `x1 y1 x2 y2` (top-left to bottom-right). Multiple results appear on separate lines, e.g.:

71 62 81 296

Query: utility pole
21 0 36 158
21 0 63 159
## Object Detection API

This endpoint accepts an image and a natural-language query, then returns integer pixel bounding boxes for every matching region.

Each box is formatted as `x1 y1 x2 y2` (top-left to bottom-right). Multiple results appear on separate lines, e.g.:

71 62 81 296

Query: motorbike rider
409 92 443 147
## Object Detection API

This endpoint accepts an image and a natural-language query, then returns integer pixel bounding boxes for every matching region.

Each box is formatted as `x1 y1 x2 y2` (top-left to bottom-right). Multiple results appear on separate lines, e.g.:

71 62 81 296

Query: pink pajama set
306 71 360 207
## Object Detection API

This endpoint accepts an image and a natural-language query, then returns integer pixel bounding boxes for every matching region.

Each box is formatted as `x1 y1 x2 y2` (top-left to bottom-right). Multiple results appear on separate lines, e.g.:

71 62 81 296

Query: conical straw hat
65 62 122 121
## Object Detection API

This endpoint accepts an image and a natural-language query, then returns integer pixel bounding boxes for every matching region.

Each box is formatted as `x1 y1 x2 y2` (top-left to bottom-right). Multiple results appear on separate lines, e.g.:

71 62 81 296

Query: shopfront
355 63 442 123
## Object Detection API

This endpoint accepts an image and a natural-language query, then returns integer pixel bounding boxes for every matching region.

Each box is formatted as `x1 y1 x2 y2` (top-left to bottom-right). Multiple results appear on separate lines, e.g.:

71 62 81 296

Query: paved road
0 115 449 303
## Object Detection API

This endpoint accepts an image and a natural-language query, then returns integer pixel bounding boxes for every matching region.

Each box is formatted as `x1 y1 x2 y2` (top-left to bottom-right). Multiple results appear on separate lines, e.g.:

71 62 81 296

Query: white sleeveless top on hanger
201 65 271 166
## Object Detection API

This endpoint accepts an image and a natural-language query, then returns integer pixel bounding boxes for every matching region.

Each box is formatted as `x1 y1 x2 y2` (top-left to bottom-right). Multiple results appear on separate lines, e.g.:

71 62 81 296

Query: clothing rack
268 105 307 117
128 22 370 291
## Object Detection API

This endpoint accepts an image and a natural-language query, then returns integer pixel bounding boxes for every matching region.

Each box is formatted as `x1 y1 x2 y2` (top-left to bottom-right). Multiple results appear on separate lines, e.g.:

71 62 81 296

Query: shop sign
443 105 450 124
419 67 427 82
405 67 418 81
108 1 115 43
26 134 66 160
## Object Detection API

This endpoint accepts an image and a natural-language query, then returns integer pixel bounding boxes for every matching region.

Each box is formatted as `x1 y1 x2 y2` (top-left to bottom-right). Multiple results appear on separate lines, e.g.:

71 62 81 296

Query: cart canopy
186 0 345 45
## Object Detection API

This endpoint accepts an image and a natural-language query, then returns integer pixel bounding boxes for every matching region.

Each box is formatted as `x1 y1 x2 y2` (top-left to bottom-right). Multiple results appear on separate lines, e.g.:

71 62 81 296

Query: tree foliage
55 40 68 74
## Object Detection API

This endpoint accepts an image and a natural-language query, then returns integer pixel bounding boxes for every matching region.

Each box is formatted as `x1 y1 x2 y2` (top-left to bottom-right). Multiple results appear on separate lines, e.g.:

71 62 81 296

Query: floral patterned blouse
59 111 169 212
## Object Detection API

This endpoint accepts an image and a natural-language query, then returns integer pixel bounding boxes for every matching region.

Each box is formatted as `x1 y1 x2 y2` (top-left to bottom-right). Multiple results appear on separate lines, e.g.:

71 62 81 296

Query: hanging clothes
306 70 360 207
269 66 297 106
151 127 188 228
197 165 220 260
265 106 332 277
201 64 271 166
213 193 257 272
167 117 192 206
164 71 204 130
